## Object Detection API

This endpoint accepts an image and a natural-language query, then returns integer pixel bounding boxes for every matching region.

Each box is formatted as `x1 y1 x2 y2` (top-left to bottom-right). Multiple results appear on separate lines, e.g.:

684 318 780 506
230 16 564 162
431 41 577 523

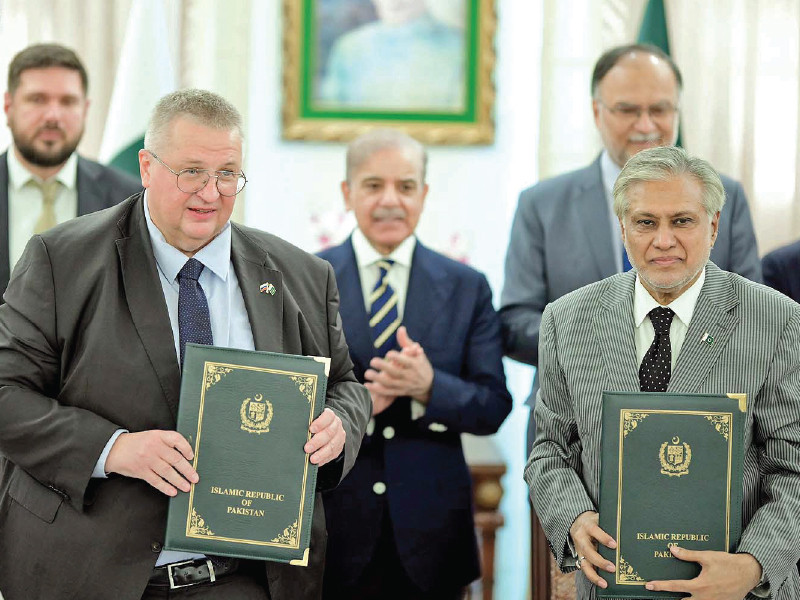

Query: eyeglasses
597 101 678 123
147 150 247 197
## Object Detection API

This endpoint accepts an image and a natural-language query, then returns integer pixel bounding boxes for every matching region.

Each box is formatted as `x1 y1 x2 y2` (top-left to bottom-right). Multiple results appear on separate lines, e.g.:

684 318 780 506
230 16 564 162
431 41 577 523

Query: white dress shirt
633 267 706 370
6 149 79 271
350 227 416 319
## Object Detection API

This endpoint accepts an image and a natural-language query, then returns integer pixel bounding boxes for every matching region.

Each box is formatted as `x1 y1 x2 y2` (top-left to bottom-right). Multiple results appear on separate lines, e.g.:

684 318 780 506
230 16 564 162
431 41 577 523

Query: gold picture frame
282 0 496 145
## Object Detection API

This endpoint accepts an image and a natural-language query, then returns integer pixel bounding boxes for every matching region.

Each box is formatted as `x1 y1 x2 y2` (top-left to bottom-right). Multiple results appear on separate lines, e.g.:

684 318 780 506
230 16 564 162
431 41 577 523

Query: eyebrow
632 210 699 218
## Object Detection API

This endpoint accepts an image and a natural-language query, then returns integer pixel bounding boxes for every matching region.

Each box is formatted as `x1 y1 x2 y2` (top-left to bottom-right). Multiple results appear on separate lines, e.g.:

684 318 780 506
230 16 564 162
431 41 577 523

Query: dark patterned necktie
369 259 401 357
176 259 232 570
639 307 675 392
178 258 213 367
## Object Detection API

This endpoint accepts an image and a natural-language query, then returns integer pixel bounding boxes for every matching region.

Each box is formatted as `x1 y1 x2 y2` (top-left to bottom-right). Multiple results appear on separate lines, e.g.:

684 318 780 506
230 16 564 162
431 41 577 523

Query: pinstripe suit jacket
524 262 800 599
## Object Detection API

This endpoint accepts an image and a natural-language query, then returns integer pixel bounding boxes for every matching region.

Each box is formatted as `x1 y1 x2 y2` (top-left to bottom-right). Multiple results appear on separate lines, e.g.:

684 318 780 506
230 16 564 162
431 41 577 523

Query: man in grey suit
525 146 800 599
0 89 370 599
500 44 761 456
0 43 141 296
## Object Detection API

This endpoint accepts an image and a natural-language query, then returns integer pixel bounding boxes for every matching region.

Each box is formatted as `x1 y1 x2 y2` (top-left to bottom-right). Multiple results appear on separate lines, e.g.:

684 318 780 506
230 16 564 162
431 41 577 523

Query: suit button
372 482 386 495
366 418 375 437
382 426 395 439
151 541 162 553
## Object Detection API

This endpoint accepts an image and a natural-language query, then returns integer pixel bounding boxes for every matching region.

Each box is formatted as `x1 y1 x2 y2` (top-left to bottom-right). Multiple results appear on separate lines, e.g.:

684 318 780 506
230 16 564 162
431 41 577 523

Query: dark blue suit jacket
762 240 800 303
318 237 512 592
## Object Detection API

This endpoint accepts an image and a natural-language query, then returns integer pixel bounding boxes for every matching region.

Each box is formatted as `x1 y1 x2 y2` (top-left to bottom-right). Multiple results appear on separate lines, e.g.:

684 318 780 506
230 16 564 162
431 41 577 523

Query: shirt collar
600 150 622 204
351 227 416 269
633 266 707 328
6 147 78 190
143 190 231 284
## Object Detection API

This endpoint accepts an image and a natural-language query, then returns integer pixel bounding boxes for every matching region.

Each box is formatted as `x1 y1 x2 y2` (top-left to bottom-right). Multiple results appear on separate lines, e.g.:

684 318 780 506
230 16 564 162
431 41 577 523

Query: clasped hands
105 407 345 496
570 510 762 599
363 326 434 415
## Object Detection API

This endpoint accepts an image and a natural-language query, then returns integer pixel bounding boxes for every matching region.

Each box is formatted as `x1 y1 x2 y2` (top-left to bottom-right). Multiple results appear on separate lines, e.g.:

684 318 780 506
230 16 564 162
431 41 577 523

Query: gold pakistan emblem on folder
659 436 691 477
240 393 274 434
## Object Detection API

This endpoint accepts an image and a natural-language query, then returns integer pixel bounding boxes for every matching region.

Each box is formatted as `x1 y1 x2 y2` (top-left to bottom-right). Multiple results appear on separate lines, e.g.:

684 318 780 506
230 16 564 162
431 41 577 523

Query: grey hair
345 128 427 183
613 146 725 219
144 89 244 153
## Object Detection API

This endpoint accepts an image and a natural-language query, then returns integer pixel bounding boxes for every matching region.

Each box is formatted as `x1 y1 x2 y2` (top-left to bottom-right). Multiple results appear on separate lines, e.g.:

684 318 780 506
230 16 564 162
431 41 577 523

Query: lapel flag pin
701 332 714 346
259 282 276 296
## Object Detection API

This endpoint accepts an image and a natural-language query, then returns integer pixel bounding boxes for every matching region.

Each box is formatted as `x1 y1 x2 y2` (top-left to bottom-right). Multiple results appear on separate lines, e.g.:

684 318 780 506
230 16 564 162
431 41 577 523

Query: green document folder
597 391 745 598
164 344 328 566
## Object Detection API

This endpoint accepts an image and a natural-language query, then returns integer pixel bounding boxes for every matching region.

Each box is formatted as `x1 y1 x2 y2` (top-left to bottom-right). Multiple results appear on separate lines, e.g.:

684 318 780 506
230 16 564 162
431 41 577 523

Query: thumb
396 325 414 347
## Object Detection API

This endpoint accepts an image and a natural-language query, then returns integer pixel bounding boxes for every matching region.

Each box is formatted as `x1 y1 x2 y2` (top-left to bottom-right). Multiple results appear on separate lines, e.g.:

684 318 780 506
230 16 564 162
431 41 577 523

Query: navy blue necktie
639 307 675 392
178 258 213 367
369 259 401 357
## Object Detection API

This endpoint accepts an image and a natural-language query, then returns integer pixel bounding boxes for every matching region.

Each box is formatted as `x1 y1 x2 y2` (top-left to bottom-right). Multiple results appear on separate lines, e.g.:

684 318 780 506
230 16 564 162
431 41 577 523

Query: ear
592 98 602 128
4 92 11 119
341 180 353 210
138 149 152 188
710 211 720 246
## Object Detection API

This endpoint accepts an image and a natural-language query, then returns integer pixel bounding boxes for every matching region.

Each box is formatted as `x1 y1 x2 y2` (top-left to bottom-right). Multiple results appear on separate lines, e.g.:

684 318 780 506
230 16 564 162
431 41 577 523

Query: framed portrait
282 0 496 144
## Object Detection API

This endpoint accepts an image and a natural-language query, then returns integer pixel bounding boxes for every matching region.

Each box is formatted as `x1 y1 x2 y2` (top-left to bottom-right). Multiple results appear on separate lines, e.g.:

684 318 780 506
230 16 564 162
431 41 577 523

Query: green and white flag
99 0 176 178
637 0 682 146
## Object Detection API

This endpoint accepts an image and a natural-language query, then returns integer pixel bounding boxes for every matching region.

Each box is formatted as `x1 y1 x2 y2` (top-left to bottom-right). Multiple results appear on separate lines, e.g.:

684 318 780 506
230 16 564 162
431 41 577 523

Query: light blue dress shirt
95 193 255 565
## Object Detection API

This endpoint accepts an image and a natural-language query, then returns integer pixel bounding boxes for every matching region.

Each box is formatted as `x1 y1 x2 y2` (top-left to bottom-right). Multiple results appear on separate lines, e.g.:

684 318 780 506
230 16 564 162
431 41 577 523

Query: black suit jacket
0 150 142 295
0 194 371 600
762 240 800 303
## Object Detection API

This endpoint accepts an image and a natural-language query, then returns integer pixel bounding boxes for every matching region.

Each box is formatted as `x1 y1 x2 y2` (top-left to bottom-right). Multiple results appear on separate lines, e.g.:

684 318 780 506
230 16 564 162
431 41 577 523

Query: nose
633 110 658 133
653 224 676 249
196 175 220 201
379 184 400 205
43 100 63 122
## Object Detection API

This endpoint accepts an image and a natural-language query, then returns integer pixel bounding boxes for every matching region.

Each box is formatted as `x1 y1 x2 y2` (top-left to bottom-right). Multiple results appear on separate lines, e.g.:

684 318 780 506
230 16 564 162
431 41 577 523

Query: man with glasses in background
1 43 141 297
499 43 762 581
0 89 370 599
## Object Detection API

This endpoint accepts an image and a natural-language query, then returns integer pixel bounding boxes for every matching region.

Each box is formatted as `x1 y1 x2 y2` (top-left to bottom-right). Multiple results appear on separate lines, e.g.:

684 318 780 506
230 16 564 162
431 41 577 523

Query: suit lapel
403 243 450 346
594 272 640 392
0 153 10 293
76 156 107 215
328 239 373 370
669 264 739 393
115 194 182 418
231 226 284 353
577 157 618 281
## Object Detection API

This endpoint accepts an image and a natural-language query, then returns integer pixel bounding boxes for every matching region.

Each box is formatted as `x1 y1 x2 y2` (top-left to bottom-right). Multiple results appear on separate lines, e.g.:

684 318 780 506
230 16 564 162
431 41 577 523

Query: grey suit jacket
0 150 142 295
0 194 371 600
524 263 800 599
500 156 762 416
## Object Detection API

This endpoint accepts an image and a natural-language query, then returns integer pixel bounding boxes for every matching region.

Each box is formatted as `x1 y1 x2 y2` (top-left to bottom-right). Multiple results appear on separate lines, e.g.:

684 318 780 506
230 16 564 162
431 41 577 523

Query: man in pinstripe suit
525 146 800 599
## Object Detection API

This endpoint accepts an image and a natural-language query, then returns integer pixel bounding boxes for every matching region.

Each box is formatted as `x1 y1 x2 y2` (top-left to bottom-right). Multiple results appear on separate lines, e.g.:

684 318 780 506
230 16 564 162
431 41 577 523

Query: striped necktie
369 259 401 357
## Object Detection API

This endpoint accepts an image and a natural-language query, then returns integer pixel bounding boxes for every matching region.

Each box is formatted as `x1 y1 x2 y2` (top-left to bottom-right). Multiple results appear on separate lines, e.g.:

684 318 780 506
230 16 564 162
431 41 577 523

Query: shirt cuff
92 429 128 478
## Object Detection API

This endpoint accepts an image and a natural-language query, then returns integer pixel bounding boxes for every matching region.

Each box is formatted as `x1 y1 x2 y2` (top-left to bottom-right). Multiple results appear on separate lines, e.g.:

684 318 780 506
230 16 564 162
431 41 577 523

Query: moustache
37 123 65 133
371 208 407 220
628 133 661 143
